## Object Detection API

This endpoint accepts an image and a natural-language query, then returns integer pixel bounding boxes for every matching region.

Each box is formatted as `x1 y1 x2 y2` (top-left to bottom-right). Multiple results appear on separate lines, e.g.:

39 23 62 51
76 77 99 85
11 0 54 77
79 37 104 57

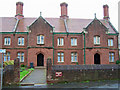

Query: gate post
46 58 52 83
14 58 20 83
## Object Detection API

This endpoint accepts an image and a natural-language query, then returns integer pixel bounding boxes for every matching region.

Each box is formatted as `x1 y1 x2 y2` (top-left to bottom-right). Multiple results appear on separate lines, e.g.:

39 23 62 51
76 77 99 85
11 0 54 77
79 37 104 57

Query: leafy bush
76 62 79 65
21 64 25 67
21 64 27 68
116 60 120 64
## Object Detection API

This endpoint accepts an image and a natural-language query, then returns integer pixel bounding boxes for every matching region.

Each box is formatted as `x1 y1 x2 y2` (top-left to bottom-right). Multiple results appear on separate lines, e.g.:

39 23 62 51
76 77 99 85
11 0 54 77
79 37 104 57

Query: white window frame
4 37 11 45
71 38 77 46
94 36 100 45
57 52 64 62
18 52 24 62
109 52 114 62
71 52 78 62
4 52 10 62
37 35 44 44
108 39 113 46
18 37 24 46
57 38 64 46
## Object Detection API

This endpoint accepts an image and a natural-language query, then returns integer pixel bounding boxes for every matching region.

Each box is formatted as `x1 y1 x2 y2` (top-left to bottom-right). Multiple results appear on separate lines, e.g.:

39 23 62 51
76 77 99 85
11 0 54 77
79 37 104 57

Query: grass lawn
20 68 34 80
20 70 29 80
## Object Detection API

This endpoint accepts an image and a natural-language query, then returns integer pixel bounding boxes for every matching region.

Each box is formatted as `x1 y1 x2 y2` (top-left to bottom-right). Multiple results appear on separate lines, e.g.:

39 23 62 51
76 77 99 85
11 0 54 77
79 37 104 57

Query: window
71 38 77 46
18 52 24 62
71 52 77 62
37 35 44 44
57 52 64 62
4 52 10 62
108 39 113 46
18 37 24 45
57 38 64 46
4 37 11 45
94 36 100 45
109 52 114 62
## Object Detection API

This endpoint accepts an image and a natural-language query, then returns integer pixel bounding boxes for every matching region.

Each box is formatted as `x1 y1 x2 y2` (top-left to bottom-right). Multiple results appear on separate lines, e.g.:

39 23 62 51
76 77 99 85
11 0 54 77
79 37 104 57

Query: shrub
116 60 120 64
76 62 79 65
20 67 25 71
21 64 25 67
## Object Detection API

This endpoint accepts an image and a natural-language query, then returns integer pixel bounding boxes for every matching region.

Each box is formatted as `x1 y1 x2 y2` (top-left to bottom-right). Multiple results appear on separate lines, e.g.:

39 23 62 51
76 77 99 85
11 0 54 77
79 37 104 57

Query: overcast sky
0 0 119 30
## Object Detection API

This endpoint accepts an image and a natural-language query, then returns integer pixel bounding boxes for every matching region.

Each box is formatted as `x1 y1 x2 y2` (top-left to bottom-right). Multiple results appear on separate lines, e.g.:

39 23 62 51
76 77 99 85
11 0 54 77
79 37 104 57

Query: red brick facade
0 2 119 67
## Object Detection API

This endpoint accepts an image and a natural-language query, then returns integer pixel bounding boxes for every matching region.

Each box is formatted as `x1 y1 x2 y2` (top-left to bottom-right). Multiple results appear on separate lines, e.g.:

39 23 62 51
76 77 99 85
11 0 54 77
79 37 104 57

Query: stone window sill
94 44 100 46
57 62 64 63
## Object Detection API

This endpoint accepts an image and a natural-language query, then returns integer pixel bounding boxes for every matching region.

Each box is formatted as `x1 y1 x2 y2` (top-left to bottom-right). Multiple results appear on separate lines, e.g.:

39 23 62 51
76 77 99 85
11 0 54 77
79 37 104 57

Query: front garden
20 65 34 81
3 61 34 81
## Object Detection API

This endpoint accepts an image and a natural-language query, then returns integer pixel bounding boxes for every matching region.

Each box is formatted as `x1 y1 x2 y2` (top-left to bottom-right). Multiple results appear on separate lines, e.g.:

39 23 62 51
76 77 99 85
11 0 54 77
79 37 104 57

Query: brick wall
47 59 119 83
54 34 84 65
85 19 119 64
2 34 27 65
3 58 20 86
28 17 53 67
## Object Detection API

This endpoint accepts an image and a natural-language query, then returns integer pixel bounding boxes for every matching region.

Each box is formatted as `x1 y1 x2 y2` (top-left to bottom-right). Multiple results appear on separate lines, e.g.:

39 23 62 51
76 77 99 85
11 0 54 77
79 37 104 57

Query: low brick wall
3 58 20 86
47 59 120 83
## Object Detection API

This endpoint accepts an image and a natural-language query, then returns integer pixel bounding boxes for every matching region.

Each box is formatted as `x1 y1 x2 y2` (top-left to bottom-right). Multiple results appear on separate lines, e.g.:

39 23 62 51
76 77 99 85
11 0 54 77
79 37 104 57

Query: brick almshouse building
0 2 119 67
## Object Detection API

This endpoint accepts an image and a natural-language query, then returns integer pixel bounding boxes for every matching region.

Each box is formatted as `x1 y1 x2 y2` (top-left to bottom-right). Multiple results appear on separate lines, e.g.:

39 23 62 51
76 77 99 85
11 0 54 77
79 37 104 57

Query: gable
85 18 108 32
29 16 53 31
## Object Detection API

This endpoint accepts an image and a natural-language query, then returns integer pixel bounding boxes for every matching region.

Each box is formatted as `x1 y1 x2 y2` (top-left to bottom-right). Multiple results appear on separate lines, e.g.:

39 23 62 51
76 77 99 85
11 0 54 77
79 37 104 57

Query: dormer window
18 37 24 45
94 36 100 45
37 35 44 44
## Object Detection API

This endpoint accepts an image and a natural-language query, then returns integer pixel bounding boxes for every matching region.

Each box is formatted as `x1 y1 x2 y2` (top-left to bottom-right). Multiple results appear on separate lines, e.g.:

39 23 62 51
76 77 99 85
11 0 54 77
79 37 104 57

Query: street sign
0 49 6 53
56 72 62 77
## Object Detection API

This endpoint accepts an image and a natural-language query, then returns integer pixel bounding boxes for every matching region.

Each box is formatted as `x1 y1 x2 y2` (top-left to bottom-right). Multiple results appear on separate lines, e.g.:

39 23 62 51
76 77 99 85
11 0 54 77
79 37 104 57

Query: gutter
13 18 20 32
63 19 69 36
63 19 69 33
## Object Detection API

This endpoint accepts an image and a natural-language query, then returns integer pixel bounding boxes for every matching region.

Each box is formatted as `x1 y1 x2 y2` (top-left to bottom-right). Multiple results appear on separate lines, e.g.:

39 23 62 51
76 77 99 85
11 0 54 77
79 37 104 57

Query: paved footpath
21 68 46 84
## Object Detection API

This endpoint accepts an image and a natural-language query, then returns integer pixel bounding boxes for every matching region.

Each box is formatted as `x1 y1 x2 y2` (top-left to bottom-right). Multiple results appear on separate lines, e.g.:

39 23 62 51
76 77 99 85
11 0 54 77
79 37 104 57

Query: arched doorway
94 53 100 64
37 53 44 66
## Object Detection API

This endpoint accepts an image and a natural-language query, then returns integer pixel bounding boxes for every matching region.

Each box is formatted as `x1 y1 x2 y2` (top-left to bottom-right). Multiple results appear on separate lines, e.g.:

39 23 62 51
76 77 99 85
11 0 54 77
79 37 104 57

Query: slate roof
0 17 118 34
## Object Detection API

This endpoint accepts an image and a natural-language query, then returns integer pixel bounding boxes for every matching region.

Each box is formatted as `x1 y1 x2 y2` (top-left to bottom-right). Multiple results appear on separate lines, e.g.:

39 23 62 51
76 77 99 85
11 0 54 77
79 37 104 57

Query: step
35 66 46 69
20 83 46 86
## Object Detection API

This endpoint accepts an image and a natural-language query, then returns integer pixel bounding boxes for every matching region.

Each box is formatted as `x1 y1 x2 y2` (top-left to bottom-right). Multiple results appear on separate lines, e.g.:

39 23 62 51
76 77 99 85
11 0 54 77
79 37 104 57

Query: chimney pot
15 2 24 19
60 2 69 19
103 4 109 20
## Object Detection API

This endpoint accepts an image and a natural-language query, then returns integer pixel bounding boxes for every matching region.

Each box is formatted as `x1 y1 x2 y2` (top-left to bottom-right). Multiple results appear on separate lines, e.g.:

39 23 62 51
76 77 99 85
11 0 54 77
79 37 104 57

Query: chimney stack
103 4 109 20
15 2 24 19
60 2 69 19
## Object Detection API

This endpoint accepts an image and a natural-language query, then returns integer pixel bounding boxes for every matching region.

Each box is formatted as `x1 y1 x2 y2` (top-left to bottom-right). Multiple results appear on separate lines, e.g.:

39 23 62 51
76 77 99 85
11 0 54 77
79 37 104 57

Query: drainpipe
83 32 86 64
52 27 55 65
27 26 29 67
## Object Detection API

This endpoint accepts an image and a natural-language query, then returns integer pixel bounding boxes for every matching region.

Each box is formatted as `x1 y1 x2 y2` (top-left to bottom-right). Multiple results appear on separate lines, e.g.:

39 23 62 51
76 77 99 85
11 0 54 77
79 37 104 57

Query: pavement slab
21 68 46 84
